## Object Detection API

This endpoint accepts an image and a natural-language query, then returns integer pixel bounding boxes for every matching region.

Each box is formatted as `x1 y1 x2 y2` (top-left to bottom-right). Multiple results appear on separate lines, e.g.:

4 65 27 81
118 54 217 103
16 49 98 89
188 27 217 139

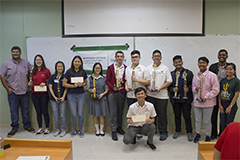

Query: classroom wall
0 0 239 132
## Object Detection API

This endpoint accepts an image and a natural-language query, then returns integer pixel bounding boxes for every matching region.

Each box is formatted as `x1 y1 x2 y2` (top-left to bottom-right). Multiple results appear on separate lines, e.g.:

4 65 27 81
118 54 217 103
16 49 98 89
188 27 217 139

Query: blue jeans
68 93 85 131
7 92 31 131
50 100 67 130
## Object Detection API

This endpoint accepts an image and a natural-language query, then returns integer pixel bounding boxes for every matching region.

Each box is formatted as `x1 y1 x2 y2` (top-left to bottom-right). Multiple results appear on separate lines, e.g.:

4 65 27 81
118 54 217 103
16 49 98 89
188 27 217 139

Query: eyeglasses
131 56 139 59
153 55 161 58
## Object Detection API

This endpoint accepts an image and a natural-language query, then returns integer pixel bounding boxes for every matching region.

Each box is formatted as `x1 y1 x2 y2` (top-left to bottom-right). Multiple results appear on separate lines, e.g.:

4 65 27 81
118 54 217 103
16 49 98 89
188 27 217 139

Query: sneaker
71 130 78 138
205 135 211 142
193 133 201 143
117 127 125 135
159 134 168 141
146 141 156 151
36 129 43 136
24 127 35 133
173 132 181 139
112 132 118 141
79 131 84 138
43 129 50 136
7 130 17 138
187 132 193 141
136 134 143 140
131 136 137 146
59 130 66 137
53 129 60 137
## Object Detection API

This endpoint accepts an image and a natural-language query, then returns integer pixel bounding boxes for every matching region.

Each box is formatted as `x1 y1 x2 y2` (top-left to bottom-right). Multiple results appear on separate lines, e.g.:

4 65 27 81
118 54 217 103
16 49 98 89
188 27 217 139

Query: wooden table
0 138 72 160
198 142 216 160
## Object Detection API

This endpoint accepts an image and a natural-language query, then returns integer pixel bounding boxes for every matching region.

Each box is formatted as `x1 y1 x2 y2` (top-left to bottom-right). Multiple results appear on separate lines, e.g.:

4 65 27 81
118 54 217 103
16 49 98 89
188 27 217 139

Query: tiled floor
0 127 217 160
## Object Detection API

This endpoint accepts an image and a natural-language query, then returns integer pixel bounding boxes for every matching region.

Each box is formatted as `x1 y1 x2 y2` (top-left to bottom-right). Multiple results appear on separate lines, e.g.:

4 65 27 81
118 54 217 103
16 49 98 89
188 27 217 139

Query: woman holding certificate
28 54 51 136
48 61 67 137
87 62 109 136
63 56 87 138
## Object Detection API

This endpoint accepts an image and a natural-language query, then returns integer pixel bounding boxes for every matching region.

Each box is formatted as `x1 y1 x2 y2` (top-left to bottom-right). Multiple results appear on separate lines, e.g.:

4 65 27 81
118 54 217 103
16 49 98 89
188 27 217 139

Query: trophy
173 71 180 99
151 64 158 92
91 74 98 99
56 75 61 99
129 64 137 91
114 62 121 90
182 71 188 99
197 72 203 102
29 66 34 91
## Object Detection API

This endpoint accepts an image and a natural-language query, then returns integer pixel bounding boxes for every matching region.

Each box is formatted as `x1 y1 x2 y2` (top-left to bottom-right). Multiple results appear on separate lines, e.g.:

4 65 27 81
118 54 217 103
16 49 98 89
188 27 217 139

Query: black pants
108 92 126 132
211 97 219 137
172 102 192 133
220 101 238 135
31 92 50 128
146 96 168 135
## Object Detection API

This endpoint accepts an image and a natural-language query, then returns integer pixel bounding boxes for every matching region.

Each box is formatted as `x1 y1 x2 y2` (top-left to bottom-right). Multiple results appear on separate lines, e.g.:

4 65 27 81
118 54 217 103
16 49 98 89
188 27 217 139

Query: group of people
0 46 239 151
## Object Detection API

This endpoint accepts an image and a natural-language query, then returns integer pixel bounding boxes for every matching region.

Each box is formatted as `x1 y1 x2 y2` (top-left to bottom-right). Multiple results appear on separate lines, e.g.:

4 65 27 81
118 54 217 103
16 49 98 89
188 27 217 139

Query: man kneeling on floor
123 87 157 151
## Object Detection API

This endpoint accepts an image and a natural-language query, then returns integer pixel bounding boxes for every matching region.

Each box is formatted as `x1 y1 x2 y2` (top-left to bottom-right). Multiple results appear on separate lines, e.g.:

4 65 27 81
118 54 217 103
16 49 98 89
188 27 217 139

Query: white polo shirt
125 64 150 98
127 101 157 127
146 63 172 99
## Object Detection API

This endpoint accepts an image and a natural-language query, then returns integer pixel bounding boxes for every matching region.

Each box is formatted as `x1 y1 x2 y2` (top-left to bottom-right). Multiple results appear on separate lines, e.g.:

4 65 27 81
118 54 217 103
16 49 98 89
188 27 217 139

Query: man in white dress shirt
146 49 172 141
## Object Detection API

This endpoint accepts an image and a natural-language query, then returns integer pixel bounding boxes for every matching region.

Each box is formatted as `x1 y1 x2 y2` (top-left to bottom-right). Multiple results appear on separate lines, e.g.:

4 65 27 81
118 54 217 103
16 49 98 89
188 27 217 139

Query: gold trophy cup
173 71 180 99
197 72 203 102
91 74 98 99
129 64 137 91
114 62 121 90
151 64 158 92
183 71 188 99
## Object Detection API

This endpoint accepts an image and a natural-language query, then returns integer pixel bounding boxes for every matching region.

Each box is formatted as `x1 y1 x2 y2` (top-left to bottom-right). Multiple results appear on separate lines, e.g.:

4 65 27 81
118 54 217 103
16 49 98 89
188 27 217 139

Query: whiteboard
63 0 204 36
26 37 133 74
26 35 240 77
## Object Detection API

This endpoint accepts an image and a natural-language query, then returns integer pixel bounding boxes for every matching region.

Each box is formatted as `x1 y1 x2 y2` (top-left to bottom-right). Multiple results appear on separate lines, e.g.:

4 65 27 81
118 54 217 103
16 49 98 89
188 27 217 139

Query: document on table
16 156 50 160
34 86 47 92
71 77 83 83
132 115 146 122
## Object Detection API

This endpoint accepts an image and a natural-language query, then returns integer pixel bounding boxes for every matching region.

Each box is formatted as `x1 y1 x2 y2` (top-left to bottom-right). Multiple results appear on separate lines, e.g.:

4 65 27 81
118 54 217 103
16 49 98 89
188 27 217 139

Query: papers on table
132 115 146 122
16 156 50 160
71 77 83 83
34 86 47 92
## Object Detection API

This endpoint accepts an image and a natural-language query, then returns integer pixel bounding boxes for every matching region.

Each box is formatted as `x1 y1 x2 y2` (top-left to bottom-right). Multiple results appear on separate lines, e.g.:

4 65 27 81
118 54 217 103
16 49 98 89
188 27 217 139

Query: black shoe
205 135 211 142
24 127 35 133
193 133 201 143
210 135 217 140
95 132 100 136
7 130 17 138
112 132 118 141
100 132 105 137
117 127 125 135
131 136 136 146
146 141 156 151
159 134 168 141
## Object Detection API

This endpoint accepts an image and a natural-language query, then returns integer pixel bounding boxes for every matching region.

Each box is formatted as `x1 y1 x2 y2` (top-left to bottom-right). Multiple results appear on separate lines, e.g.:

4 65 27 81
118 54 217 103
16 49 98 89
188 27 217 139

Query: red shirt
214 122 240 160
32 68 51 93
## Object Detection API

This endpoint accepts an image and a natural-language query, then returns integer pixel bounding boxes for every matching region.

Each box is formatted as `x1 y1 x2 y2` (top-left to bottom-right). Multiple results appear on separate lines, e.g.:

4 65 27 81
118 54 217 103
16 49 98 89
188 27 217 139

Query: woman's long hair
32 54 47 75
70 55 84 76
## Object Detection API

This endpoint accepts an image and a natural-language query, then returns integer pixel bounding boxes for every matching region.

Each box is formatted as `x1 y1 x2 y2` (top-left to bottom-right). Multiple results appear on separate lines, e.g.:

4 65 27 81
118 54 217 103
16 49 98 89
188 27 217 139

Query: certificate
71 77 83 83
132 115 146 122
34 86 47 92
